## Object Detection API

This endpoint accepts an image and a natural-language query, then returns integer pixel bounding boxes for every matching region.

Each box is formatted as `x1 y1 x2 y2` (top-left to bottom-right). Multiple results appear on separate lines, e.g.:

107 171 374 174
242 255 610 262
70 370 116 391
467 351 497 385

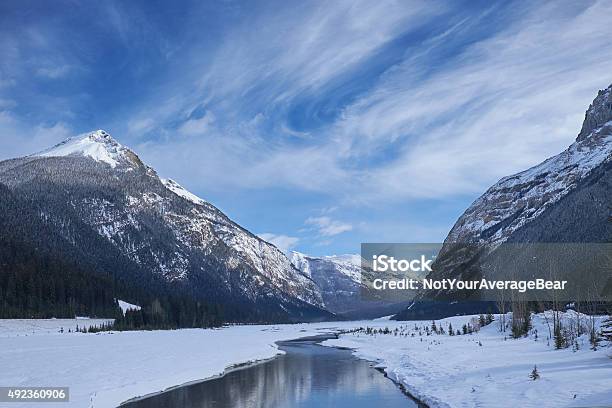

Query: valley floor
0 312 610 408
0 319 349 408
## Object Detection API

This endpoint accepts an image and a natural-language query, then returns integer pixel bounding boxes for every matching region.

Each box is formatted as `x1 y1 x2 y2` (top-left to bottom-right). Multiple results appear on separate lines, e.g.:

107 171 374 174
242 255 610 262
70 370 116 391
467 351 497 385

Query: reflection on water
122 336 421 408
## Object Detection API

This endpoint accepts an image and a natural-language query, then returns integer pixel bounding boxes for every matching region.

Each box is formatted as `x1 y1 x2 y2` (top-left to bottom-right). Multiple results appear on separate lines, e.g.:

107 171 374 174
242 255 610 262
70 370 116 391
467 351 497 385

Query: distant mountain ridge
0 130 331 323
290 251 409 319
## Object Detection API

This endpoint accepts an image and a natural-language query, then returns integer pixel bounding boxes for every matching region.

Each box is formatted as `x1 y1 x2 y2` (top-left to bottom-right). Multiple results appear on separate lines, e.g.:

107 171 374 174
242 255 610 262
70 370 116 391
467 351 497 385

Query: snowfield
0 320 350 408
325 312 612 408
0 313 610 408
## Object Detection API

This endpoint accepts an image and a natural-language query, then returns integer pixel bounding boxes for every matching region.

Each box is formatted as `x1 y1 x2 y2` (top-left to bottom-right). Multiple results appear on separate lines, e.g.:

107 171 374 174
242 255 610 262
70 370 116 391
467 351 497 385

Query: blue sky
2 0 612 256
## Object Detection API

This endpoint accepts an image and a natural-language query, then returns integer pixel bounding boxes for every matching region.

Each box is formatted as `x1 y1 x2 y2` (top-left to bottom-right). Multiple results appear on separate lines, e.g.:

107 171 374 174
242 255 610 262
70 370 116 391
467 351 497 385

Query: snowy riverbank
324 312 612 408
1 313 610 408
0 319 353 408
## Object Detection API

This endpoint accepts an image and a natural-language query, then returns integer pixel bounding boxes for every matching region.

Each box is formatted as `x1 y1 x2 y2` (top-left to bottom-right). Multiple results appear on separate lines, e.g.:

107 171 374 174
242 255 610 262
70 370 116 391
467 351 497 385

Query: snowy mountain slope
396 84 612 319
290 251 361 282
446 85 612 246
0 130 328 322
161 178 206 205
290 251 365 315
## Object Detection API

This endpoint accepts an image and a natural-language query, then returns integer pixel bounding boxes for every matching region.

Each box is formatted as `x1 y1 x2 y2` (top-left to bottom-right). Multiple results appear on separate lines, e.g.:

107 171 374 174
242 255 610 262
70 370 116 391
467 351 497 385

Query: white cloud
178 112 215 136
305 216 352 237
131 0 612 207
6 0 612 225
199 1 441 106
36 65 71 79
258 233 299 254
0 111 71 160
127 117 156 135
327 0 612 201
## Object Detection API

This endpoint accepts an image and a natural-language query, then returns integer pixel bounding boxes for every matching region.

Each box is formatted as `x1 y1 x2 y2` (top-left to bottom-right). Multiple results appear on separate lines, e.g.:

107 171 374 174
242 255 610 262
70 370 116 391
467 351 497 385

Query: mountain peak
35 129 139 168
88 129 114 141
577 84 612 142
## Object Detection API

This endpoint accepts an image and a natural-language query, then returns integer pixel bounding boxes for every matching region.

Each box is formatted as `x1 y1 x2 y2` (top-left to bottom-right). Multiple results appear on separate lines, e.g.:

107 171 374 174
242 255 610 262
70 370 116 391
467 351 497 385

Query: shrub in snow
529 365 540 380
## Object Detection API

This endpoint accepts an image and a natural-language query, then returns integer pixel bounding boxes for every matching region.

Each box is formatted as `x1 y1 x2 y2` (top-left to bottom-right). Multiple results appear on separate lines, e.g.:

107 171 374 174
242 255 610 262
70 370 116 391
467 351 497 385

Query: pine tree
522 312 532 335
554 322 566 349
448 323 454 336
600 315 612 343
529 365 540 380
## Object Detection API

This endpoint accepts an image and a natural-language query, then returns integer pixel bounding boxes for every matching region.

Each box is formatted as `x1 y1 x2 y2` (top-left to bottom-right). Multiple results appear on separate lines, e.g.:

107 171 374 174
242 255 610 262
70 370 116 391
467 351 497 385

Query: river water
121 335 423 408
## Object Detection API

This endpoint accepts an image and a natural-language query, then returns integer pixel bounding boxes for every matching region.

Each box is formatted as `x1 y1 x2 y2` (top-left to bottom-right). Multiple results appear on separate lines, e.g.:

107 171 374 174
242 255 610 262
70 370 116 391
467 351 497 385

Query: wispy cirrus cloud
257 233 299 254
305 216 353 237
331 0 612 200
35 65 72 79
3 0 612 254
129 0 612 205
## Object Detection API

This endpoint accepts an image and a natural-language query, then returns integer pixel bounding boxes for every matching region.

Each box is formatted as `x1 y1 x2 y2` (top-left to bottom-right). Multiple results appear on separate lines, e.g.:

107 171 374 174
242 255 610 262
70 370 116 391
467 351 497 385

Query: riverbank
122 334 421 408
0 320 359 408
2 313 610 408
323 312 612 408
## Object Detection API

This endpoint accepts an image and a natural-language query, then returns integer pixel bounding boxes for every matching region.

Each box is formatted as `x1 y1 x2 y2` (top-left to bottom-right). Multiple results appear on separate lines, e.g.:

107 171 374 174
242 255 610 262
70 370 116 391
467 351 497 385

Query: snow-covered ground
0 318 113 337
1 313 610 408
0 319 353 408
325 312 612 408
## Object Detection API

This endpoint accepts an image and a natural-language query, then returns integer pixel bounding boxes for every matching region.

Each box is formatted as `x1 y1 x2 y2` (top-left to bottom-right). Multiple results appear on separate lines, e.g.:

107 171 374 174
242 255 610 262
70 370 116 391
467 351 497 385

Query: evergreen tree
600 315 612 343
554 322 566 349
529 365 540 380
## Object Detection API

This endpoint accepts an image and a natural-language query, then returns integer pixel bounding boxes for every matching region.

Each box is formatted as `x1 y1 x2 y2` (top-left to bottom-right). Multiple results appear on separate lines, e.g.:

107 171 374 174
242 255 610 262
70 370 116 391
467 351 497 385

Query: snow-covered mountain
446 85 612 247
290 251 408 318
0 130 329 322
290 252 361 282
289 251 363 315
395 84 612 320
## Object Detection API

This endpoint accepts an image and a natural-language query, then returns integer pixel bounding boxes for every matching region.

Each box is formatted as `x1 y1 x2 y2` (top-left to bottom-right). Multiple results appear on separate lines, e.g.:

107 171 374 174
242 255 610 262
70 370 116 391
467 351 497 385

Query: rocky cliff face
0 131 329 322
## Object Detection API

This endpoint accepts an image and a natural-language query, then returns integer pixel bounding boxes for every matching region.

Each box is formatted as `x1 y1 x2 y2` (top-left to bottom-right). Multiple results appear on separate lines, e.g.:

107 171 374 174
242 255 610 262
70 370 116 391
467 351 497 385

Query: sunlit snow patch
35 129 124 168
117 300 141 315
